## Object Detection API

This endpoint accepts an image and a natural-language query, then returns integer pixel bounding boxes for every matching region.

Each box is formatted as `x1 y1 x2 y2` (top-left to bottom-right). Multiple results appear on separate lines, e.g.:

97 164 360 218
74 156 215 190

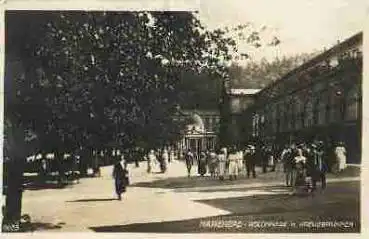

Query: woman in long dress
335 142 347 172
163 149 169 165
169 149 175 163
292 148 310 195
112 159 128 200
218 148 227 180
208 151 218 178
198 152 207 176
228 147 239 180
147 149 156 173
185 150 194 177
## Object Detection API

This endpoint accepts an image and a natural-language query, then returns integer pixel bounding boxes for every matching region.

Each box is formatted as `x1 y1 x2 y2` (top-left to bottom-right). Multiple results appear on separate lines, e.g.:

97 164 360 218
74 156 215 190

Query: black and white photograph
1 0 366 234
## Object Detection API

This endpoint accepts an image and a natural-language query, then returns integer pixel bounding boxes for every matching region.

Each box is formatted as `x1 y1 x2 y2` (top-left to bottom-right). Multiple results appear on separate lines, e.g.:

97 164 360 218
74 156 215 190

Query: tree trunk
79 148 91 177
3 156 25 226
54 150 65 184
3 119 28 231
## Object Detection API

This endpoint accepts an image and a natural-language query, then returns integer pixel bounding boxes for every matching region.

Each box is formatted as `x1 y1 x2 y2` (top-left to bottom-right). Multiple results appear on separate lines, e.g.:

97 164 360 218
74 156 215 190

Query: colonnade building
239 32 362 164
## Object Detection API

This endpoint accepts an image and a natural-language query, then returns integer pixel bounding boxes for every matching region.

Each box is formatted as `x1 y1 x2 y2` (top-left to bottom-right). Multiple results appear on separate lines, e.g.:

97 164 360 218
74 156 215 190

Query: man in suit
309 141 327 192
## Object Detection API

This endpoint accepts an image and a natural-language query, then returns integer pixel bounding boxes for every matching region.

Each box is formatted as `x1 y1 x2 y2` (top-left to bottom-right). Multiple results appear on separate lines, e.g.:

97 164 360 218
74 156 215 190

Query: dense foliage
5 11 240 152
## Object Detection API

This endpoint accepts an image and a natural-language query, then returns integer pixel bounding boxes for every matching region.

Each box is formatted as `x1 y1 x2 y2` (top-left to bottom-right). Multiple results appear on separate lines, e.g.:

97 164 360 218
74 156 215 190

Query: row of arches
254 82 360 136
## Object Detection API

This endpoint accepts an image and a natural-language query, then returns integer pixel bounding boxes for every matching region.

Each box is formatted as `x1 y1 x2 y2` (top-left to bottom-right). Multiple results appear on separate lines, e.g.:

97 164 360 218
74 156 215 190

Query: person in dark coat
185 149 194 177
261 146 269 173
244 145 257 178
284 145 297 187
198 152 207 176
308 142 327 192
112 159 128 200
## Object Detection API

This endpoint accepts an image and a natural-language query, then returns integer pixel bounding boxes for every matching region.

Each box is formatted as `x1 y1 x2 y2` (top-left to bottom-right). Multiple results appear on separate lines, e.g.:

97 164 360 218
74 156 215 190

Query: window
285 98 294 131
328 85 344 123
345 85 360 121
271 104 277 133
283 99 291 131
317 92 327 125
277 102 284 132
304 98 314 128
294 96 303 130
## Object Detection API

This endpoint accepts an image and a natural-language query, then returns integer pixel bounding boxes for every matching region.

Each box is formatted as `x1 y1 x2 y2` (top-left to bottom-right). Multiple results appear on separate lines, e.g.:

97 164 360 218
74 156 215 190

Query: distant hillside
229 53 318 89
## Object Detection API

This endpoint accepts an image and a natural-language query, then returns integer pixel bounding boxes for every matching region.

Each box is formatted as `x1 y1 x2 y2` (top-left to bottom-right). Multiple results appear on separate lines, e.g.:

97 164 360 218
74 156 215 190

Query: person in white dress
218 148 227 180
228 146 239 180
335 142 347 172
237 149 244 175
162 148 169 164
169 149 175 163
147 150 157 173
292 148 309 195
208 151 218 177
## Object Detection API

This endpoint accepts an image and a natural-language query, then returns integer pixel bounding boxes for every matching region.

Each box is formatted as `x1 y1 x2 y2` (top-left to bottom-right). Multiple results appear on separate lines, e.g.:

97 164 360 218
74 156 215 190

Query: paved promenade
21 159 360 232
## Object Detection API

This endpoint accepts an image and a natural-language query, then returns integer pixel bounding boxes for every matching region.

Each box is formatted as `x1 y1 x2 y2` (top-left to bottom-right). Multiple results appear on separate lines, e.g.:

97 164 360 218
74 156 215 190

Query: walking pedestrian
309 142 327 192
169 148 175 163
218 148 227 180
267 146 275 172
160 149 167 173
185 149 194 177
261 146 268 173
198 152 207 176
292 148 308 195
244 145 257 178
208 150 218 178
163 148 169 165
147 149 156 173
228 146 239 180
284 145 297 187
112 158 127 200
334 141 347 172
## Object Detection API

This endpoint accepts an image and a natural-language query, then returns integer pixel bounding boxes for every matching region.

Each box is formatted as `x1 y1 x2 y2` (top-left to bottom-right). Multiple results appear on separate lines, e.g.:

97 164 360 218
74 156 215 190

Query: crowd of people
24 141 347 200
179 140 348 195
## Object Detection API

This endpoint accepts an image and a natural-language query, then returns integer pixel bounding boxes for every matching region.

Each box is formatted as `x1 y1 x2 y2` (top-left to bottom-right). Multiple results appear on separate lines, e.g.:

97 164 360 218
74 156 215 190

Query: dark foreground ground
90 180 360 233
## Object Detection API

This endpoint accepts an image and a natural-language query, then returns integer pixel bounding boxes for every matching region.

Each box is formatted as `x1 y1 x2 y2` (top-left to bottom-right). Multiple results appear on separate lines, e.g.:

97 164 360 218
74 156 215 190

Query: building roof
229 88 262 95
257 31 363 97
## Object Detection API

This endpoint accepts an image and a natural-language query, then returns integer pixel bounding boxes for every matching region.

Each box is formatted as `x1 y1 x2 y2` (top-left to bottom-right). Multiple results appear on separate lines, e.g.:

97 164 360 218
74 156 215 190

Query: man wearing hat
308 141 327 192
284 144 297 187
244 145 256 178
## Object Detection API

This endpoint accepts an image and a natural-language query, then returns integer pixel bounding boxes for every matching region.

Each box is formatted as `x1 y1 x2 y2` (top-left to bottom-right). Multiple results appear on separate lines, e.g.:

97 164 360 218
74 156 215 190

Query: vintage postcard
1 0 367 236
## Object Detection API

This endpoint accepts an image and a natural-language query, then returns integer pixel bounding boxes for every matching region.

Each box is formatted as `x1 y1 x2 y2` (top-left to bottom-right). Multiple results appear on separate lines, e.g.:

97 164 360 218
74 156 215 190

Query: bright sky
198 0 367 63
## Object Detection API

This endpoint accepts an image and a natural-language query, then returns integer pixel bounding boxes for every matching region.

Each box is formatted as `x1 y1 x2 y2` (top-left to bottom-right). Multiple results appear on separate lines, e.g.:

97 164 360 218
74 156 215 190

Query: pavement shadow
22 172 102 191
66 198 117 203
89 183 360 233
21 222 65 232
327 166 361 178
176 185 289 193
130 175 277 189
176 181 360 194
195 182 360 215
89 207 360 233
23 183 69 191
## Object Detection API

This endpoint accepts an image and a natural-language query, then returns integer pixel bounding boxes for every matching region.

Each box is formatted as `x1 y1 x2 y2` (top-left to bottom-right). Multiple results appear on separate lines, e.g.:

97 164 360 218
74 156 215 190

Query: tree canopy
5 11 246 152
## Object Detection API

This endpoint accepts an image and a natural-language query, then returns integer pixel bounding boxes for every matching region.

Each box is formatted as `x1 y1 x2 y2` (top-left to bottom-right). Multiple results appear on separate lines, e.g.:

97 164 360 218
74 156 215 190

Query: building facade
173 109 221 154
225 88 261 145
241 32 362 163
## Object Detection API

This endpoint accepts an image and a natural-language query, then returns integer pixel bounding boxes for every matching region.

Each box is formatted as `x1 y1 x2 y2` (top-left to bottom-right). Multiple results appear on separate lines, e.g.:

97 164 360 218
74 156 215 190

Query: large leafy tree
5 10 279 225
27 11 239 150
4 11 239 225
